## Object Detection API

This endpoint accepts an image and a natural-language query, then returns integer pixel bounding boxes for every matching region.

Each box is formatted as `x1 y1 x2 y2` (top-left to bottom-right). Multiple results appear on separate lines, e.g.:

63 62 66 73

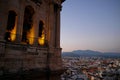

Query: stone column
55 6 61 48
47 2 63 71
0 1 8 41
33 12 39 46
48 3 55 48
15 6 24 43
0 13 8 41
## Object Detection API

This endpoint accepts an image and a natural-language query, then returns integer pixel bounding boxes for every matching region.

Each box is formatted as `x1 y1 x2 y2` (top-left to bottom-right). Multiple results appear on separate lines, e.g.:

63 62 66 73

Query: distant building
0 0 65 78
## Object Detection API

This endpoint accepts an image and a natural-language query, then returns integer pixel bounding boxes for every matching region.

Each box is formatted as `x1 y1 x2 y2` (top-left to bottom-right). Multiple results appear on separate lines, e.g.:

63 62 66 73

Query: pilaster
0 10 8 41
15 5 24 43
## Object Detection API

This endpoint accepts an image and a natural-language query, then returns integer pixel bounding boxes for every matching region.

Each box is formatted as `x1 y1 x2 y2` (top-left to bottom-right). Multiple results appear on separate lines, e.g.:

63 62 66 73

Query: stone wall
0 0 64 75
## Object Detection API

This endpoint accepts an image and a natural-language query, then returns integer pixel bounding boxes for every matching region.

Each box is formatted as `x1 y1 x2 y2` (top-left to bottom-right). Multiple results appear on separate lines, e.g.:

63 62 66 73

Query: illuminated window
22 6 34 44
5 11 17 42
38 21 45 45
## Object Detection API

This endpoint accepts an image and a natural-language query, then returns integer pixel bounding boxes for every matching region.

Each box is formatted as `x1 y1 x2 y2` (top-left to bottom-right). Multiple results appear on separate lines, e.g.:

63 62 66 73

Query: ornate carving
31 0 42 6
54 0 65 4
54 3 62 11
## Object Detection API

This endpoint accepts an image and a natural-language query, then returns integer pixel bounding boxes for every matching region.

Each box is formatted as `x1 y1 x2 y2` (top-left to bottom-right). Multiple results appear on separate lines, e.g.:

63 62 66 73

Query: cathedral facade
0 0 64 76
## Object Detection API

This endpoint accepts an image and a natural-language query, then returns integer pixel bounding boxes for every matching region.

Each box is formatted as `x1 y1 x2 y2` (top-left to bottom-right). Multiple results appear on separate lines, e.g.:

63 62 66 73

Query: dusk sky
61 0 120 53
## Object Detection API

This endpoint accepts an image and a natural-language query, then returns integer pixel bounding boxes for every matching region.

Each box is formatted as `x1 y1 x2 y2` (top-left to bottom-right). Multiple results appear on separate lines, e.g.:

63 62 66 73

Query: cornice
61 0 65 3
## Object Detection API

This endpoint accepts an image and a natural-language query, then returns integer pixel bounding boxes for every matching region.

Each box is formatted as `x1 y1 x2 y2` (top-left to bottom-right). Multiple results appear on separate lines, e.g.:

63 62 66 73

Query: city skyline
61 0 120 53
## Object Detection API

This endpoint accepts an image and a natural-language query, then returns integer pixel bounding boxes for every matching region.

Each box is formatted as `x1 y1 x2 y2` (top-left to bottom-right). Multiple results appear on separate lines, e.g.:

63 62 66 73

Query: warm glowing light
27 27 34 44
10 16 17 41
38 31 45 45
10 27 16 41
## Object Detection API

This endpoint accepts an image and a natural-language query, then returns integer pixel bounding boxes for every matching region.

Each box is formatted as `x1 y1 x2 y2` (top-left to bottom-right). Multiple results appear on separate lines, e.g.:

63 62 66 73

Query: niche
22 6 34 44
5 10 17 42
38 21 45 45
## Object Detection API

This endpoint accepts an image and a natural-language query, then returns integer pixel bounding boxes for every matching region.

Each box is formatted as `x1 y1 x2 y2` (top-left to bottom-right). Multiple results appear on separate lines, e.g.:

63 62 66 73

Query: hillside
62 50 120 58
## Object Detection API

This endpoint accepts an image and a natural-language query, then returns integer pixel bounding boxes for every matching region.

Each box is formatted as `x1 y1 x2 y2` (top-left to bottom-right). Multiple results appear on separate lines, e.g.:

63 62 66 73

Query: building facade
0 0 64 75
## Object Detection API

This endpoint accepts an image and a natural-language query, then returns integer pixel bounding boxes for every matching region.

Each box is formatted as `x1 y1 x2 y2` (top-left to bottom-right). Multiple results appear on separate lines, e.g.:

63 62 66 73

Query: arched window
39 21 44 37
38 21 45 45
22 6 34 44
5 10 17 42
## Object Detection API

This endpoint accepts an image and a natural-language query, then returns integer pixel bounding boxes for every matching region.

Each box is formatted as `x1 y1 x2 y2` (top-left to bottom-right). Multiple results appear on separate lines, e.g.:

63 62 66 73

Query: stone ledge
0 68 65 80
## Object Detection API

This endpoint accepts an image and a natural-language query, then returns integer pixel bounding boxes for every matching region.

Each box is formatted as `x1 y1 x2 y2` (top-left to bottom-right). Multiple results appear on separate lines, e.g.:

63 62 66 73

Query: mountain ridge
62 50 120 58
